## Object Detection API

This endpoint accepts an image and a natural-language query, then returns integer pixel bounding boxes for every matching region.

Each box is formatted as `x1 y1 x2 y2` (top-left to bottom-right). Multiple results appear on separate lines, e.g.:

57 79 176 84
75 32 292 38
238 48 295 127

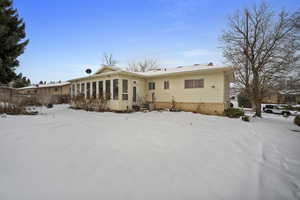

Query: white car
263 105 293 116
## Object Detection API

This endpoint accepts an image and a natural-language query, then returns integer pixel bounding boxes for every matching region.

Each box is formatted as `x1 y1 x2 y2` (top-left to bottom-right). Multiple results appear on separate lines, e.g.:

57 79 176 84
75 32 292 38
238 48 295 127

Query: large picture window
184 79 204 89
113 79 119 100
122 79 128 100
105 80 111 100
98 81 103 99
81 83 85 94
76 84 80 95
92 82 96 98
86 82 90 98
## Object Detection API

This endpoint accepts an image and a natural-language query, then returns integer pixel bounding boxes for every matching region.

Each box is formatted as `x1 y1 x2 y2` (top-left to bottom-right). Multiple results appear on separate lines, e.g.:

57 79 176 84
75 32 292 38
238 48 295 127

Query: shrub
224 108 244 118
19 96 42 106
294 115 300 126
242 115 250 122
237 92 252 108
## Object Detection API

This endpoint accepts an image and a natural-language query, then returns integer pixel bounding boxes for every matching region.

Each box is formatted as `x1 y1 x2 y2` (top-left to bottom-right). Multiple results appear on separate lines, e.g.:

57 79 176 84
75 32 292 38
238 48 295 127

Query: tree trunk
252 70 262 117
254 99 262 117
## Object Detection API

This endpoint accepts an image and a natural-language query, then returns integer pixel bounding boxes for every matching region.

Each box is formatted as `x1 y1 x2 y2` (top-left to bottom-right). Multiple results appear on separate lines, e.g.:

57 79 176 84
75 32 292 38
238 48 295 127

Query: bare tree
102 53 117 66
128 58 160 72
221 3 300 117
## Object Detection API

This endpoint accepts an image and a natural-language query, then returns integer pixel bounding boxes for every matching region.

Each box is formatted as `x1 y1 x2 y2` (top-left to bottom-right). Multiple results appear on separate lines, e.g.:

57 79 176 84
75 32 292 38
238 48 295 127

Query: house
17 82 71 103
68 64 234 114
262 89 300 104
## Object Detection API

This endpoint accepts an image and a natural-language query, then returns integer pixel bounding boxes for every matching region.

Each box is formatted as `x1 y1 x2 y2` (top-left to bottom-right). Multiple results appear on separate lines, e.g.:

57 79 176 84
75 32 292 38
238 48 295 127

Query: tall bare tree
221 3 300 117
102 53 117 66
128 58 160 72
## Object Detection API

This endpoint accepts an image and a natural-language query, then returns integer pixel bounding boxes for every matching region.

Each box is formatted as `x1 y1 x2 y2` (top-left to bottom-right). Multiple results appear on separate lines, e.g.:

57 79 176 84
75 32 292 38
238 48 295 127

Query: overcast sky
14 0 298 83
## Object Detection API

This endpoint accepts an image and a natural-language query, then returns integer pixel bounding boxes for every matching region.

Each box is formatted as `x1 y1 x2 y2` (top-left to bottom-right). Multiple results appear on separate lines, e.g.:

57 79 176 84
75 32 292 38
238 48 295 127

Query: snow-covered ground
0 105 300 200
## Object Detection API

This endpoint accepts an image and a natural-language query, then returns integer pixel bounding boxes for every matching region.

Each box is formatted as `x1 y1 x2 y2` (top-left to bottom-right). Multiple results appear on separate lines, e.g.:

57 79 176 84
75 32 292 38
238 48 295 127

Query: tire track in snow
248 120 300 200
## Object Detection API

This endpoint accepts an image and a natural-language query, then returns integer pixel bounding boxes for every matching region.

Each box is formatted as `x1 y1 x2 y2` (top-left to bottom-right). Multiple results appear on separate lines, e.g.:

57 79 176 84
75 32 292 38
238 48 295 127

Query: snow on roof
17 82 70 90
94 65 122 74
69 64 233 82
132 64 232 76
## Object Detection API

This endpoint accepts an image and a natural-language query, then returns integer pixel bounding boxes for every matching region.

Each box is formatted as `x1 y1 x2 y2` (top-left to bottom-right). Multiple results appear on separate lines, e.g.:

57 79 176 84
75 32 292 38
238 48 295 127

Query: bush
294 115 300 126
237 92 252 108
242 115 250 122
224 108 244 118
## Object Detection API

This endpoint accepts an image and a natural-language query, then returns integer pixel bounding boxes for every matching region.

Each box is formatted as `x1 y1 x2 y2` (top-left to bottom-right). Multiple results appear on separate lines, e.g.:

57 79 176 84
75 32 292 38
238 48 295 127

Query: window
98 81 103 99
86 82 90 98
72 84 75 96
92 82 96 99
164 80 169 89
184 79 204 89
76 84 80 95
81 83 85 94
148 82 155 90
54 87 58 92
105 80 111 100
113 79 119 100
122 79 128 100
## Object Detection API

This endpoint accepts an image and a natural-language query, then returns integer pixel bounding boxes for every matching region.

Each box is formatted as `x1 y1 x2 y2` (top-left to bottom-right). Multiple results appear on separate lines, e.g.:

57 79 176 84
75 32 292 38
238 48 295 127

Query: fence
0 86 70 106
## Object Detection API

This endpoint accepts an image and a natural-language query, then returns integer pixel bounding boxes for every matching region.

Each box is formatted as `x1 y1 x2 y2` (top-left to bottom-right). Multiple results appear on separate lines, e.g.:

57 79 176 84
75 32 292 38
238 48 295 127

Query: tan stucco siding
154 102 225 115
223 72 231 108
145 72 226 103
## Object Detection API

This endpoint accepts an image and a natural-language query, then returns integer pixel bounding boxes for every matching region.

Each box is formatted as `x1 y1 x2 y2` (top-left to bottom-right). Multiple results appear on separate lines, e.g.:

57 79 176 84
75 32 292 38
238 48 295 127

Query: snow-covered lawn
0 105 300 200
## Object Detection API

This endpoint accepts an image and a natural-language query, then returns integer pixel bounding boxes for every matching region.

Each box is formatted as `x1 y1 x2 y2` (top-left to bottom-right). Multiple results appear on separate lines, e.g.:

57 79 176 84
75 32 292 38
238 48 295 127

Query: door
133 86 137 103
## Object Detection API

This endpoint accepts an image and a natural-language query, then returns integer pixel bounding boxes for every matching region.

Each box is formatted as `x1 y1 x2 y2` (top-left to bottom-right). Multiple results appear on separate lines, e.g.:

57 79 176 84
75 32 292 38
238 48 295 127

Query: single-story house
68 64 234 115
17 82 71 103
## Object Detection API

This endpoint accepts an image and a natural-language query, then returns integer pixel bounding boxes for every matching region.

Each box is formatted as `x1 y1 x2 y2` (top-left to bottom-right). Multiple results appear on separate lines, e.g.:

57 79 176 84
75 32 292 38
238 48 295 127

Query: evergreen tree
0 0 29 84
13 72 30 88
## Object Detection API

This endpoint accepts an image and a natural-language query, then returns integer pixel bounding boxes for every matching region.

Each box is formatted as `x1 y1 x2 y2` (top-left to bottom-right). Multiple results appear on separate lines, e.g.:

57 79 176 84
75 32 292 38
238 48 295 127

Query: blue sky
14 0 299 83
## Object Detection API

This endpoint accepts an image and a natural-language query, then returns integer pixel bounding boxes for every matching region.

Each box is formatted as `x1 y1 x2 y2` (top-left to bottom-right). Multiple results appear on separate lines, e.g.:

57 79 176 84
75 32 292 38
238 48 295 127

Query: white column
90 82 93 98
79 82 81 95
119 79 123 101
112 79 114 100
84 82 87 99
103 79 106 99
96 81 99 98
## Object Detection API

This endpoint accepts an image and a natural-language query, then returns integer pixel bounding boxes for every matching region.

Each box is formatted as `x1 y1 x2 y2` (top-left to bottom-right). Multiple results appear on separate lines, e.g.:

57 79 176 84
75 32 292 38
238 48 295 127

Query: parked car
263 104 292 116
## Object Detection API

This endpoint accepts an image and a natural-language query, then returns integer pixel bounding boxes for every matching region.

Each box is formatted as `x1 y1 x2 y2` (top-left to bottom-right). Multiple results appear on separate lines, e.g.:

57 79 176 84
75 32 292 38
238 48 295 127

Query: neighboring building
0 84 17 103
68 64 234 115
17 82 70 103
262 89 300 104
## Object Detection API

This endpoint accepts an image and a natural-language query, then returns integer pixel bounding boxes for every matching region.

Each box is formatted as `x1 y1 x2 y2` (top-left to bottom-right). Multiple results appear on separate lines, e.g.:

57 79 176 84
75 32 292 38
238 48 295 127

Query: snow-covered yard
0 105 300 200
